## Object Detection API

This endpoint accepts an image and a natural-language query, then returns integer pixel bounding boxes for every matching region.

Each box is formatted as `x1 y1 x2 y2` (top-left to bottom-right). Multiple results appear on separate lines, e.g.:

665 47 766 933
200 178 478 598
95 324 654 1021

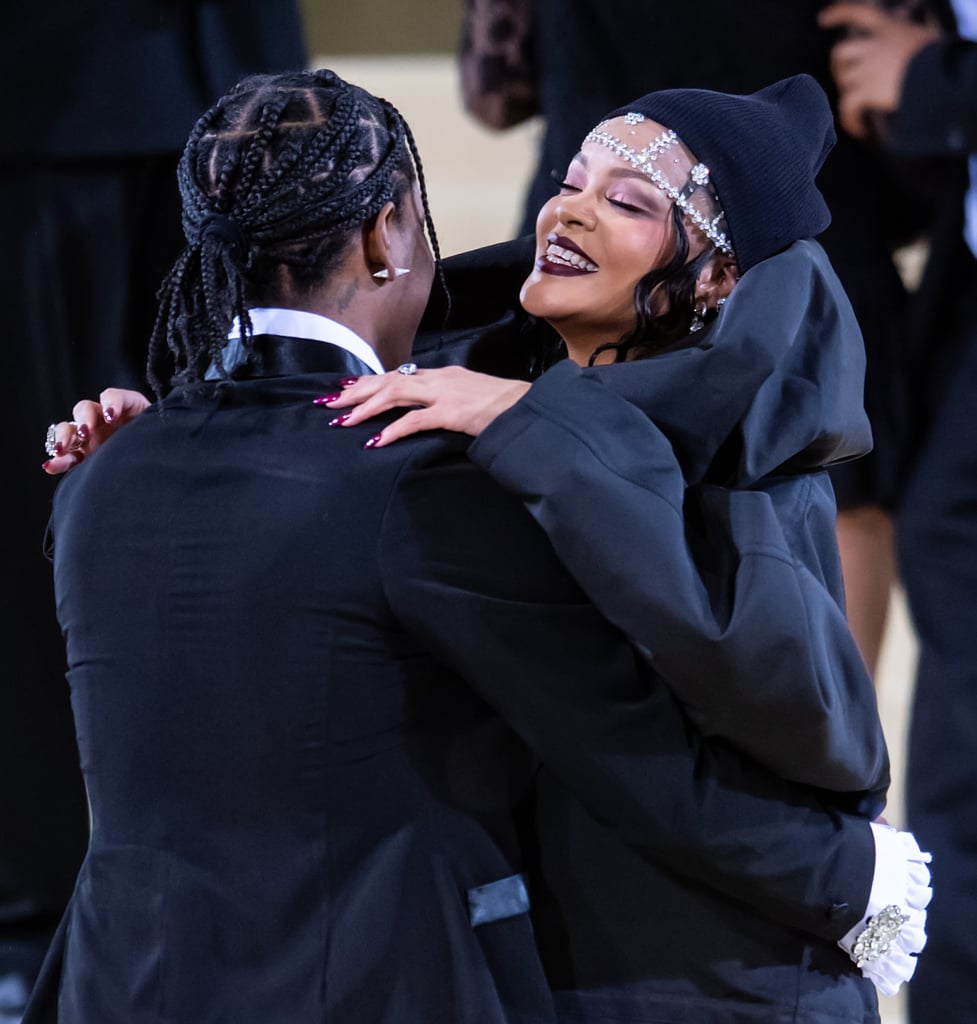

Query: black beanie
607 74 836 272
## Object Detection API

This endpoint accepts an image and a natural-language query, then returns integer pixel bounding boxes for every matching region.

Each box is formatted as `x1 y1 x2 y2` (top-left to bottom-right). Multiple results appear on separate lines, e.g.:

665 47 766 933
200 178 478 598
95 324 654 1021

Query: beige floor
313 54 919 1024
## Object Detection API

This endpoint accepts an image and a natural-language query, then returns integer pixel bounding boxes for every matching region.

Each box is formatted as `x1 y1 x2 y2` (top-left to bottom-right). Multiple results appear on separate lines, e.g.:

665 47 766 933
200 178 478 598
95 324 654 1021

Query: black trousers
0 155 183 983
898 255 977 1024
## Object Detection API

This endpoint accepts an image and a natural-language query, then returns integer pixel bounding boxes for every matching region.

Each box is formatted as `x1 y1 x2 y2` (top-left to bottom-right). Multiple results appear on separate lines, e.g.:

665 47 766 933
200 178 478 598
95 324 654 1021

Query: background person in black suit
0 4 306 1011
47 71 932 1022
821 3 977 1019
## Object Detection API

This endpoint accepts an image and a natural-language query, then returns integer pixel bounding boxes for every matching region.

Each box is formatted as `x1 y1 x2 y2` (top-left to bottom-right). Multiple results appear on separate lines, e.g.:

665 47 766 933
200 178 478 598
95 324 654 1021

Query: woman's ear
695 254 740 309
364 200 400 281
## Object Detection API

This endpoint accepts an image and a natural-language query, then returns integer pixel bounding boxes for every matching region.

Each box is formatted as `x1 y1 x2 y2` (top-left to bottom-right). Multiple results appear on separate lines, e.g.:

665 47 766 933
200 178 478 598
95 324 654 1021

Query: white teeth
545 243 598 272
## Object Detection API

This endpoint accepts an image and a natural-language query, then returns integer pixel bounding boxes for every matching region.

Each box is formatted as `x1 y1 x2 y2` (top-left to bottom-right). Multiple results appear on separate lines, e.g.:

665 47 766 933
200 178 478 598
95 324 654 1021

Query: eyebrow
571 151 667 189
608 167 663 186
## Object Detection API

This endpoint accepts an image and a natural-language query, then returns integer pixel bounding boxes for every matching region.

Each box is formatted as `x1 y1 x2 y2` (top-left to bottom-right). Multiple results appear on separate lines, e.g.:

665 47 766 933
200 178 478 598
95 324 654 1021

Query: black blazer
28 337 875 1023
2 1 306 160
884 32 977 459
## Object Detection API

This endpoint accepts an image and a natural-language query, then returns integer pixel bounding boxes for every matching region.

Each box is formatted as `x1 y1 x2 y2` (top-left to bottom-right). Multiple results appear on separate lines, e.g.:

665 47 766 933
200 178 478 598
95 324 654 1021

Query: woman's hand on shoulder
42 387 151 474
316 365 530 448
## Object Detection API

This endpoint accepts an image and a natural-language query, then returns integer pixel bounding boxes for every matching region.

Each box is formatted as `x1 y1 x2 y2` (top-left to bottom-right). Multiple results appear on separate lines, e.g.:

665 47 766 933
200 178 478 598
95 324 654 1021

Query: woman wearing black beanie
321 74 931 1023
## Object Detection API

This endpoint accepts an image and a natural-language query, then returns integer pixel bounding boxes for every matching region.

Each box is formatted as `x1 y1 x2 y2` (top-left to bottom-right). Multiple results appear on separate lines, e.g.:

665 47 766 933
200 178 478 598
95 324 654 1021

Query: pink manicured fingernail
339 377 359 387
328 413 351 426
363 434 382 449
42 460 51 471
313 394 342 405
103 407 116 423
76 423 90 441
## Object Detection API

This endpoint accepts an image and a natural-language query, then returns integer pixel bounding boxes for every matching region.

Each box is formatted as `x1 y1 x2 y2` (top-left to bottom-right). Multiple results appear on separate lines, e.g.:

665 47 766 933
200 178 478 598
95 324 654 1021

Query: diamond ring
397 362 418 376
44 424 59 458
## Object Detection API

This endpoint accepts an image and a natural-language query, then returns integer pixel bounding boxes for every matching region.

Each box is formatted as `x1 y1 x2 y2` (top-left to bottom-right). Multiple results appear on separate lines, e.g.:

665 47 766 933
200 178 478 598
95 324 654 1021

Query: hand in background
317 365 530 448
42 387 151 474
819 2 941 137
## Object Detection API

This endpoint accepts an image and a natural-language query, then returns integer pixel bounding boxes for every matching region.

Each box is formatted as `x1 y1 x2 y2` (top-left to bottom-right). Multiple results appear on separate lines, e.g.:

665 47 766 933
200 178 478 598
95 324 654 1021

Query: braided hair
148 69 444 395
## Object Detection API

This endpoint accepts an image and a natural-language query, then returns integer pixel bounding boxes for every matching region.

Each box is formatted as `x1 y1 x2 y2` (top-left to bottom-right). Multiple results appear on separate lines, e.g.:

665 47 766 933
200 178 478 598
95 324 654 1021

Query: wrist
838 822 932 996
472 379 531 435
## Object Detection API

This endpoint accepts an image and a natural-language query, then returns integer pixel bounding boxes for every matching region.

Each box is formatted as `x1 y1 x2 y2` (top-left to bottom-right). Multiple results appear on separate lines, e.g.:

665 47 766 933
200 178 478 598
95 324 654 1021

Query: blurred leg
898 312 977 1024
836 506 897 676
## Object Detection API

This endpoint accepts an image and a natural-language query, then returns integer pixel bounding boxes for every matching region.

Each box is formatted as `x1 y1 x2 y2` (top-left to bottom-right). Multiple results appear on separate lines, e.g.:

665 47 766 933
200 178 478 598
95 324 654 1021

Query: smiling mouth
539 234 599 275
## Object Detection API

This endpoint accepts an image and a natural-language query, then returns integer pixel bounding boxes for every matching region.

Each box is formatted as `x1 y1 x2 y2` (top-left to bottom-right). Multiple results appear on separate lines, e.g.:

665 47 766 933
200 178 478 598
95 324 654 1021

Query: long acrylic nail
363 434 382 449
328 413 351 426
103 407 116 423
339 377 359 387
313 394 342 405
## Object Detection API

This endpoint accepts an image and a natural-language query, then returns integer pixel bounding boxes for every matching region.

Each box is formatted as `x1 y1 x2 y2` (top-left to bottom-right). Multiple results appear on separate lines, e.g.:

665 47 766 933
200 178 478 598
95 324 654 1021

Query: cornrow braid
148 69 444 395
401 117 449 324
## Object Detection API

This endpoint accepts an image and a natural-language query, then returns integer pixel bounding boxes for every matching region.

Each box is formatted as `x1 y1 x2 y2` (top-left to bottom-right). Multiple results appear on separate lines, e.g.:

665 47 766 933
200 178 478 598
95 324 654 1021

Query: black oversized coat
420 238 889 1022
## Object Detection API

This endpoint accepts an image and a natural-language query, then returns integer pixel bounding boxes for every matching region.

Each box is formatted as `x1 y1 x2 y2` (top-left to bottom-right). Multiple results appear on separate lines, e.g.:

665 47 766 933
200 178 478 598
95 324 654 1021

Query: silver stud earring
372 267 411 281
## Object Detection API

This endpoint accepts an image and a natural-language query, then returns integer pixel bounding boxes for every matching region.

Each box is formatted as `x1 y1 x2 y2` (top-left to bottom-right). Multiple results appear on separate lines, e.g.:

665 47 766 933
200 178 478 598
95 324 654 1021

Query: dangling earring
716 296 726 308
372 267 411 281
690 300 707 333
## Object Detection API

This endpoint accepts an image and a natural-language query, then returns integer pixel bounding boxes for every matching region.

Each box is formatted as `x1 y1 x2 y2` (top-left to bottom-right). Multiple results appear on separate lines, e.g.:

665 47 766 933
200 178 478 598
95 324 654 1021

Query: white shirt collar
227 307 385 375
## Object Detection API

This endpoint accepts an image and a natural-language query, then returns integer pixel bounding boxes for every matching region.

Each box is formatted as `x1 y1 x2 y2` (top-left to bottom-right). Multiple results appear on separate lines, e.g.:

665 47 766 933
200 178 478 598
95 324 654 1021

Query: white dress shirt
227 307 385 375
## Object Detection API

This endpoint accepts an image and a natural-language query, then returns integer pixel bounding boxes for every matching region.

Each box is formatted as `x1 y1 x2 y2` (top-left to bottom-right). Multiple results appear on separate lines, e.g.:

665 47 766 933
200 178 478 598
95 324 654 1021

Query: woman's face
519 116 702 365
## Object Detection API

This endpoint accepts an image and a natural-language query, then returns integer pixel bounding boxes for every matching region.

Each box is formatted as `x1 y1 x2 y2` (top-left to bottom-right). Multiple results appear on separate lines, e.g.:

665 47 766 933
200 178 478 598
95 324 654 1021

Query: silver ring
44 423 59 458
397 362 418 376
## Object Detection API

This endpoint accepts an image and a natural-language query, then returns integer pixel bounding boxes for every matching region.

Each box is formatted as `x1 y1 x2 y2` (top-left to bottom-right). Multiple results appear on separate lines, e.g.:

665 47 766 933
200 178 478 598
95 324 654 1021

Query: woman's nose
554 189 597 229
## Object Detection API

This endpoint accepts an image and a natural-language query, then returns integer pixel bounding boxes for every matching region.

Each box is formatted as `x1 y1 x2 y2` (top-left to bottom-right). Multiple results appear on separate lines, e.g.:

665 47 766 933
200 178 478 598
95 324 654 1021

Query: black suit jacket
29 337 875 1023
883 31 977 460
2 1 306 159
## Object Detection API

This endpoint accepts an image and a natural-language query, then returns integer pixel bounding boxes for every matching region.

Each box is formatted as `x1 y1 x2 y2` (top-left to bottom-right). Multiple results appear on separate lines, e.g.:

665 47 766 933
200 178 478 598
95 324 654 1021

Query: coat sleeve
378 445 875 944
466 360 889 805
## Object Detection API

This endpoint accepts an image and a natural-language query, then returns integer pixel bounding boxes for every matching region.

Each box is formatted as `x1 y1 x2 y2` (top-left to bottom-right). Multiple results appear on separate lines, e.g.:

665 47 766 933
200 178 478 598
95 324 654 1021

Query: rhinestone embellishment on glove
851 905 910 968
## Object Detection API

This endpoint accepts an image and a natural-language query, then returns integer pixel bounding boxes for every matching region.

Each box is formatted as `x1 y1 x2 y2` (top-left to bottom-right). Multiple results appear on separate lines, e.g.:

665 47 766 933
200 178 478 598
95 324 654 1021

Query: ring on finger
397 362 419 376
44 423 59 458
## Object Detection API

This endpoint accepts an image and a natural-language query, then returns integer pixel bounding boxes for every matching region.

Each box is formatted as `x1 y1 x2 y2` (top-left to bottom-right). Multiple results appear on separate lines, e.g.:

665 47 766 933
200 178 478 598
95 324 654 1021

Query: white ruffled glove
838 822 933 997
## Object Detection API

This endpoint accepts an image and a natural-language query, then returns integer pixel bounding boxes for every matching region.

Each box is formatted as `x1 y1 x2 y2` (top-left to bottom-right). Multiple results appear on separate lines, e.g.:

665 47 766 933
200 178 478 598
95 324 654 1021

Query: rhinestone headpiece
584 115 734 258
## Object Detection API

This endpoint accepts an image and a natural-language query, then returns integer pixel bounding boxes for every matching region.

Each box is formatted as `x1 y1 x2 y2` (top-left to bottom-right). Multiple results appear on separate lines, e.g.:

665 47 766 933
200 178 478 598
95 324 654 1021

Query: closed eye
608 197 644 213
